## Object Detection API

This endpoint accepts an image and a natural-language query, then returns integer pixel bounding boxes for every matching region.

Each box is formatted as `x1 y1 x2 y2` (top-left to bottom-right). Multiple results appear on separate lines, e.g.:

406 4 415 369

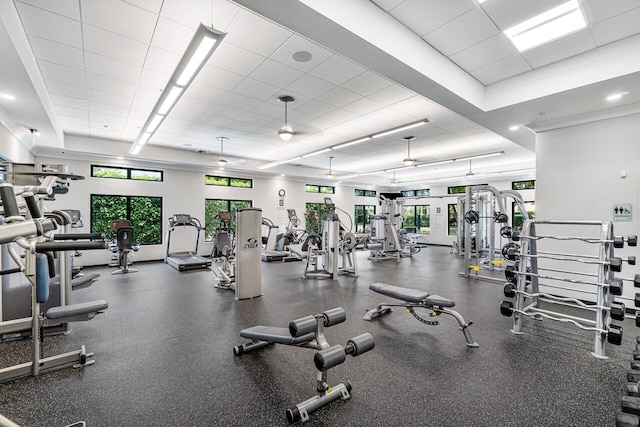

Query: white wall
0 126 33 163
535 113 640 302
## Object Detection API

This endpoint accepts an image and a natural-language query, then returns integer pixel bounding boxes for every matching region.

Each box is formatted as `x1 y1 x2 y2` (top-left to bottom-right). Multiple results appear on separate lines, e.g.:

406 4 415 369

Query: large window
401 189 430 197
92 165 163 181
305 202 333 234
305 184 334 194
90 194 163 245
402 205 431 234
512 180 535 190
354 205 375 233
448 185 467 195
205 175 252 188
204 199 252 240
513 201 536 231
448 204 458 236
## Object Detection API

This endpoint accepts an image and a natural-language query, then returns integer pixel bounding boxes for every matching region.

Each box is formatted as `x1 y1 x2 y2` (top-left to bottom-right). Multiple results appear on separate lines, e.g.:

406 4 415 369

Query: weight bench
364 282 478 348
234 307 375 424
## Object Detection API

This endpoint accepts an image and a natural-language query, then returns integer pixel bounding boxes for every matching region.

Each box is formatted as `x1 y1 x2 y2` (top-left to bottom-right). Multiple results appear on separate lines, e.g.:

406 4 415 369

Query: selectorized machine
165 214 211 271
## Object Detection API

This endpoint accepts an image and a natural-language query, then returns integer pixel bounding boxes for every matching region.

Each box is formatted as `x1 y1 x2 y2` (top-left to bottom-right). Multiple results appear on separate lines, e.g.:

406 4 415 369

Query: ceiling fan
217 137 228 166
466 159 475 176
277 95 295 141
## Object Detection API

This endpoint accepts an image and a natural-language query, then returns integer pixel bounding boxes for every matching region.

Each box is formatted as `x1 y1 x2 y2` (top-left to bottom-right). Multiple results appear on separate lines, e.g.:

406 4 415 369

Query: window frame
205 175 253 188
90 194 163 245
512 180 536 190
91 165 163 182
306 184 335 194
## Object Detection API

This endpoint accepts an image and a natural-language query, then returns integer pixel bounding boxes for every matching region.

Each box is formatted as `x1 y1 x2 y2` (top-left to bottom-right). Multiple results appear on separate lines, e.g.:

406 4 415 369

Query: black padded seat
45 300 108 320
425 295 455 308
240 325 315 345
369 282 428 303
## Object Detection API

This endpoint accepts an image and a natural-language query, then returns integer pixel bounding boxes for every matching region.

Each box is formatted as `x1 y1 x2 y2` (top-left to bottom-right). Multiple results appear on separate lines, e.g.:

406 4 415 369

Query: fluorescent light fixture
332 137 371 149
416 159 455 167
509 125 520 131
606 91 629 102
279 157 302 164
302 148 331 158
385 165 416 173
339 174 360 179
455 151 504 162
372 120 428 139
256 162 279 170
504 0 586 52
360 170 384 176
0 94 15 100
129 24 225 155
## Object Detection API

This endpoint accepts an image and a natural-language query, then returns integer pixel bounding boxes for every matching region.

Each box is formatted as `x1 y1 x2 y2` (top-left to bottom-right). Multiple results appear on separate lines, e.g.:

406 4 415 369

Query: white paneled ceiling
0 0 639 188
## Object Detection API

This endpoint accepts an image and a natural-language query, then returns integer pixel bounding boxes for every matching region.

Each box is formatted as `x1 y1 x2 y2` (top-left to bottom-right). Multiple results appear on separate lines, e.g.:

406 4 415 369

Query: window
401 190 415 197
512 180 535 190
512 201 535 231
91 165 163 181
401 189 430 197
448 185 467 195
448 204 458 236
354 205 376 233
306 184 334 194
355 189 376 197
90 194 163 245
205 175 252 188
402 205 431 234
204 199 252 240
305 202 333 234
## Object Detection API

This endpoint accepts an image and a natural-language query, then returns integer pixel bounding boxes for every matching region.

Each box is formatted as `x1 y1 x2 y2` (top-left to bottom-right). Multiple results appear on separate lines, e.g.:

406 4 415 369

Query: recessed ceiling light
504 0 587 52
606 91 629 102
1 93 16 101
117 156 124 160
292 51 312 63
183 143 192 147
509 125 520 131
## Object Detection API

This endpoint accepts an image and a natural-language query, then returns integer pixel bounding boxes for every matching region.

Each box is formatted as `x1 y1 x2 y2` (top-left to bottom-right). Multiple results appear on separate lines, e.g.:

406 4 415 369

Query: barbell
464 210 509 224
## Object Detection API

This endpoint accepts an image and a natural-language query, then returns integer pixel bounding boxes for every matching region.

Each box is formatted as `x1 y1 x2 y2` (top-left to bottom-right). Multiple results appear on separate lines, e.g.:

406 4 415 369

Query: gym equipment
0 183 108 382
283 209 307 245
212 212 235 288
303 198 358 279
108 220 139 274
503 219 628 359
367 195 419 262
617 412 640 427
261 216 289 262
364 282 478 347
459 186 529 283
234 207 262 300
233 307 374 423
165 214 212 271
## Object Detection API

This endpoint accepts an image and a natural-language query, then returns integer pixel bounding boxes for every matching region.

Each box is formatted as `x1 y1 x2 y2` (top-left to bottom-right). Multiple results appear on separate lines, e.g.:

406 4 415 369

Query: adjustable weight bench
364 282 478 348
234 307 375 424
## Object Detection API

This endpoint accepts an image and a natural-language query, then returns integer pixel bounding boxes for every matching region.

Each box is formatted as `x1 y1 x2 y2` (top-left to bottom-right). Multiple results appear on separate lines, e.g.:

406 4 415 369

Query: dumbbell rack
505 220 629 359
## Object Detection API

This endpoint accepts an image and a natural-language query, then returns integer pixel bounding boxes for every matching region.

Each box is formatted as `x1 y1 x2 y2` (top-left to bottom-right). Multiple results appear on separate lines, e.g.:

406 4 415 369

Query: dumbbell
500 226 513 238
502 243 520 261
611 256 637 272
614 235 639 248
464 210 509 224
504 265 532 285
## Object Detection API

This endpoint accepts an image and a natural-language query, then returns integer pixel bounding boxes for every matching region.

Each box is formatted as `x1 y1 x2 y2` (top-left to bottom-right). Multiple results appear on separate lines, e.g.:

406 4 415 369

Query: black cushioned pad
240 325 315 345
370 282 428 303
46 300 108 319
370 283 455 307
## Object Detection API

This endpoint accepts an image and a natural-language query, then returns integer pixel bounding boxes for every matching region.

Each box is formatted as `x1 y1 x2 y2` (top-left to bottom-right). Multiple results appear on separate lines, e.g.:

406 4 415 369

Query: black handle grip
0 184 21 219
35 241 107 253
53 233 105 241
23 193 43 219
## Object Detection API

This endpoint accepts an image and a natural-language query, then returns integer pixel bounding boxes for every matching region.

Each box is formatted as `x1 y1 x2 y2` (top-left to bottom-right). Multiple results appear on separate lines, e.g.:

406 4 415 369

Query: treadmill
165 214 212 271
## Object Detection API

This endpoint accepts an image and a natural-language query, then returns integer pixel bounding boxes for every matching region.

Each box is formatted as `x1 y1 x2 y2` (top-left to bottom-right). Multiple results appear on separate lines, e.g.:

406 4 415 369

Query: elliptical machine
211 212 235 288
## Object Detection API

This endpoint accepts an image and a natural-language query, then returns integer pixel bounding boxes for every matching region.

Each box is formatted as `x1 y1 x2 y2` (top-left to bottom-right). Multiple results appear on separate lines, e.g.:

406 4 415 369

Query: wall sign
613 203 632 221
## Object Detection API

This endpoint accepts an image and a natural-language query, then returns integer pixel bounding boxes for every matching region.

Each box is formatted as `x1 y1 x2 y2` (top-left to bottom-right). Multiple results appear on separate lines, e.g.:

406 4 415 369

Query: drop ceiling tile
89 127 123 139
582 0 640 24
286 74 334 99
217 107 272 126
367 84 415 105
150 17 194 55
253 101 292 119
316 87 361 108
223 8 291 56
28 36 84 70
520 29 595 68
86 88 131 108
370 0 405 12
81 0 156 44
17 0 80 20
218 92 262 110
470 54 532 85
15 2 82 48
295 99 335 117
130 97 155 113
270 34 334 73
88 101 129 117
55 105 88 119
233 78 280 101
38 60 86 85
250 59 305 88
210 42 266 76
168 108 207 122
424 7 500 56
342 71 392 97
389 0 476 36
309 55 366 85
343 98 383 115
144 46 180 75
51 93 88 110
320 108 359 125
88 111 125 129
175 95 216 113
481 0 566 30
83 24 148 66
58 115 89 129
159 0 213 28
124 0 163 14
45 79 86 99
85 52 142 84
388 96 431 117
590 7 640 46
85 73 136 98
183 81 229 104
449 33 518 72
